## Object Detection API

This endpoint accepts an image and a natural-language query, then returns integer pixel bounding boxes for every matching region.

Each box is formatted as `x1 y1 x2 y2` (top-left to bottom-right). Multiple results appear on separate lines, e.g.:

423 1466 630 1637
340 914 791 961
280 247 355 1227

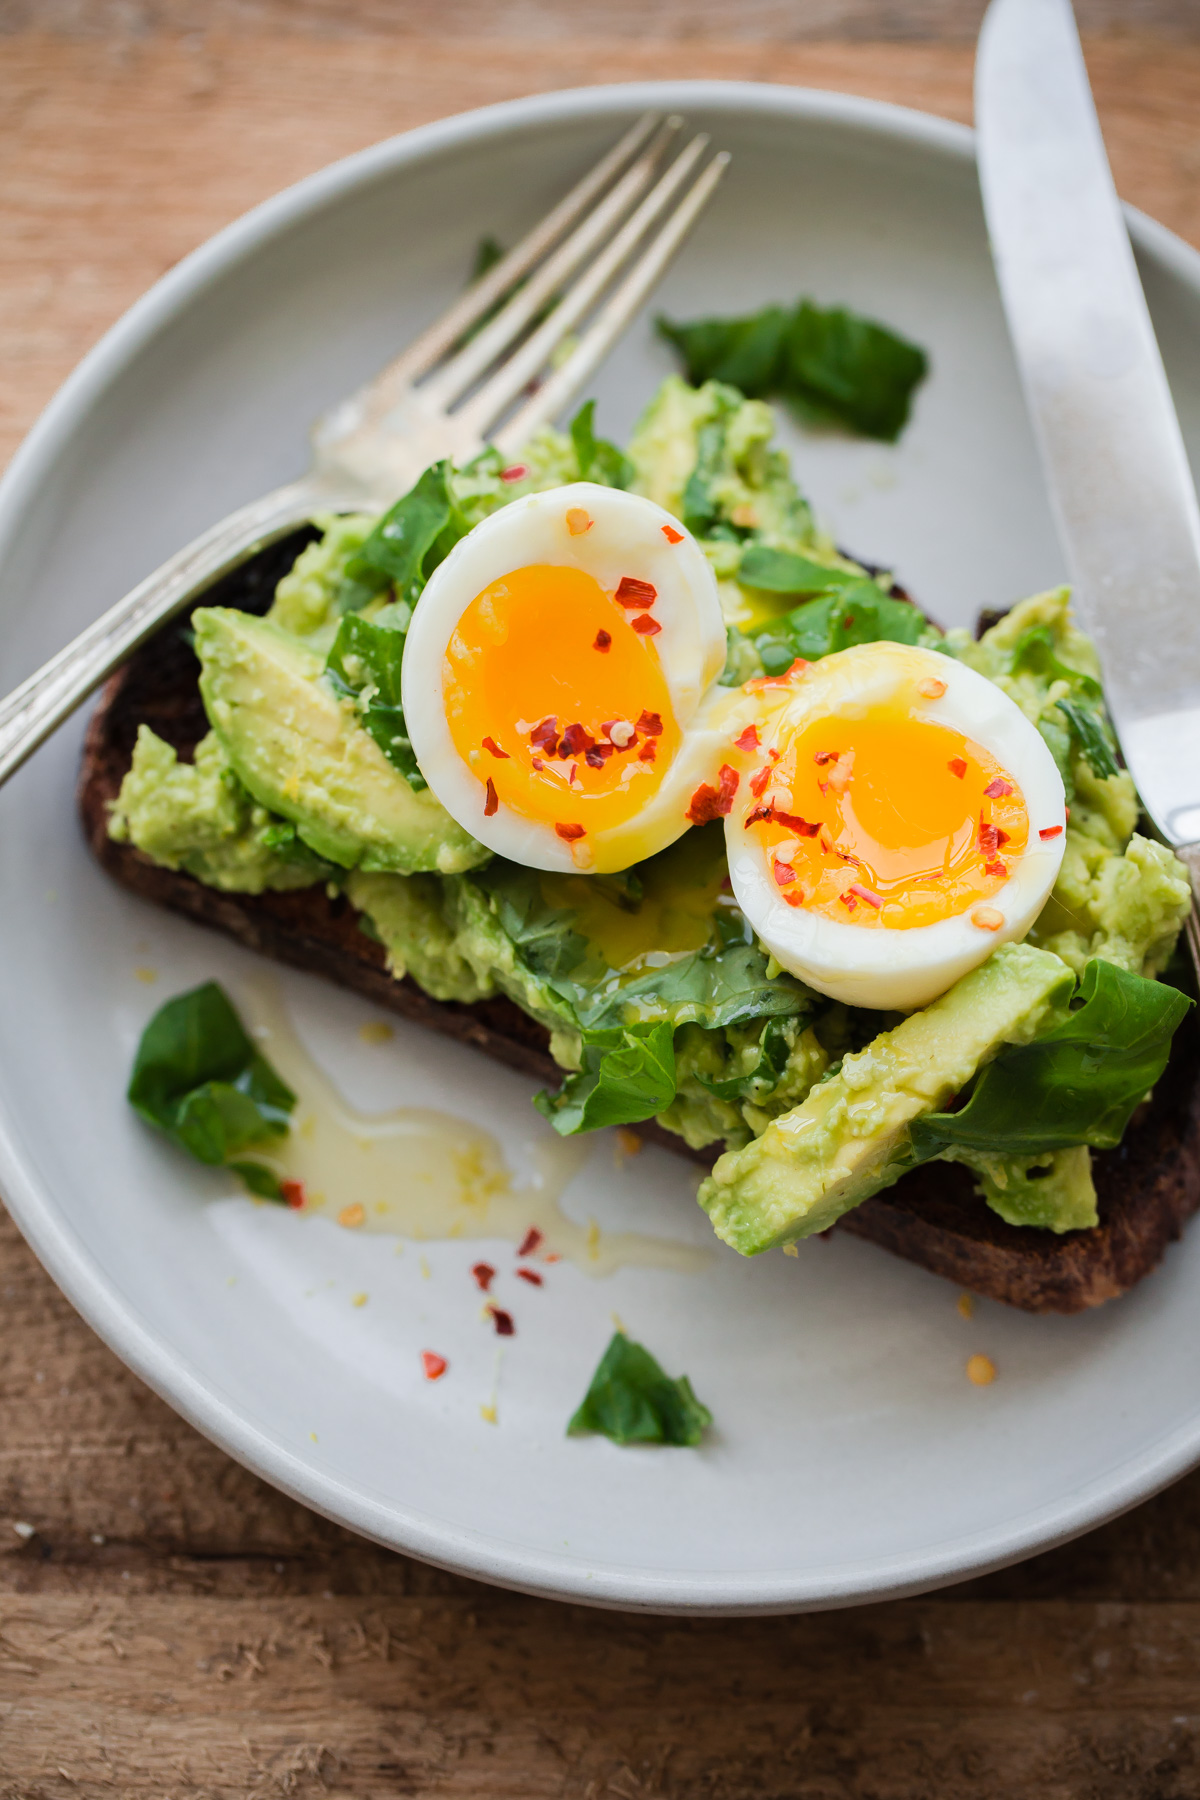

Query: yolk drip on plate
749 701 1028 928
443 563 680 835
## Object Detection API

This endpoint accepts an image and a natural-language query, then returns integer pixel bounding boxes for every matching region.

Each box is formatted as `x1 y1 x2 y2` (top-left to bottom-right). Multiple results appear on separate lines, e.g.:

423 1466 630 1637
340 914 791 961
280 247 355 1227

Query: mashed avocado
108 378 1192 1250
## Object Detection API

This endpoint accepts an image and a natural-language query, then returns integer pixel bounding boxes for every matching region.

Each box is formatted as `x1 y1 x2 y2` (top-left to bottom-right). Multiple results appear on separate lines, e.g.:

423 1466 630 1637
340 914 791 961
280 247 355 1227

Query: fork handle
0 476 337 790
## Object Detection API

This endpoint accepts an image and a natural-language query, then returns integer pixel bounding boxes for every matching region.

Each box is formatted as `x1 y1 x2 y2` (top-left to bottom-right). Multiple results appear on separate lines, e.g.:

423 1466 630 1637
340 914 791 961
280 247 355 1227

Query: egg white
402 482 732 872
725 642 1068 1011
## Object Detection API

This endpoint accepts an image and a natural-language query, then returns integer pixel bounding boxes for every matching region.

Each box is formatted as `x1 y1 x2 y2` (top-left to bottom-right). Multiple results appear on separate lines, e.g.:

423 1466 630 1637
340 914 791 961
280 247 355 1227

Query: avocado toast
80 378 1200 1312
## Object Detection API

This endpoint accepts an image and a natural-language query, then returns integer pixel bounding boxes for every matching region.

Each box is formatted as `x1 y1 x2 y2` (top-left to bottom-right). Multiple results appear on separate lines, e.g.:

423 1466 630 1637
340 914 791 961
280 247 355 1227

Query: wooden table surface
3 6 1200 1794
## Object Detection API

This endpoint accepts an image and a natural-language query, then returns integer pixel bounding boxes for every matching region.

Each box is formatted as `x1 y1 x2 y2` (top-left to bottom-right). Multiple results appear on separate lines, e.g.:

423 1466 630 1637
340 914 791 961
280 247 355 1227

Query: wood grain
2 17 1200 1796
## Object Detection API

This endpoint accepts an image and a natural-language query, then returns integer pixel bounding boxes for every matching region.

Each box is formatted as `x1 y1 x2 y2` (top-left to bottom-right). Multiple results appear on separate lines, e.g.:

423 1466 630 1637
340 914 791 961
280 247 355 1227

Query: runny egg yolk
750 701 1028 929
443 563 680 834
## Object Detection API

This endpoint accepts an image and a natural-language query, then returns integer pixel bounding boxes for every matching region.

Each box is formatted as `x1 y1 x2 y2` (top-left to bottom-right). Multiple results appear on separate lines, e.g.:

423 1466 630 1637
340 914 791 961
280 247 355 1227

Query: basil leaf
909 959 1192 1160
536 1019 676 1136
324 610 426 790
568 1331 712 1446
739 545 861 597
346 461 466 599
697 1018 792 1101
128 983 295 1191
753 584 927 673
1055 696 1119 781
658 300 928 442
570 400 634 490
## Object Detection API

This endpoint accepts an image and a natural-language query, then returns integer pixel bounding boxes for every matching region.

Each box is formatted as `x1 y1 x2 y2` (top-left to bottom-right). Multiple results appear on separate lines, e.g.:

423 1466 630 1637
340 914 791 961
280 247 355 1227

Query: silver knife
975 0 1200 976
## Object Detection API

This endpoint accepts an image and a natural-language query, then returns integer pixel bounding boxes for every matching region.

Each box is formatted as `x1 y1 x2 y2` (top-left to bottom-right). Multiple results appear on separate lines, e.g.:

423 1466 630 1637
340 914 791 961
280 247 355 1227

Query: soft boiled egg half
726 641 1068 1010
402 482 732 873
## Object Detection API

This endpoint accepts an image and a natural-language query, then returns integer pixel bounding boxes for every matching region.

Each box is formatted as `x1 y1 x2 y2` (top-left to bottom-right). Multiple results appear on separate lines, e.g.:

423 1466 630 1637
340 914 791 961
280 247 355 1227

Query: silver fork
0 113 728 789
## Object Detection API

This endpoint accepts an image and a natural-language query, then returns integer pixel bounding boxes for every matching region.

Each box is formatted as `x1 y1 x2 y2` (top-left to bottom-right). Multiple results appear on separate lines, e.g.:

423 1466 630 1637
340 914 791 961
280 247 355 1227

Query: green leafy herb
658 299 929 441
1055 697 1120 781
697 1018 792 1101
752 585 928 674
128 983 295 1197
345 460 467 601
682 417 735 538
570 400 634 489
535 1020 676 1136
568 1332 712 1446
324 608 426 790
738 545 863 597
909 959 1192 1161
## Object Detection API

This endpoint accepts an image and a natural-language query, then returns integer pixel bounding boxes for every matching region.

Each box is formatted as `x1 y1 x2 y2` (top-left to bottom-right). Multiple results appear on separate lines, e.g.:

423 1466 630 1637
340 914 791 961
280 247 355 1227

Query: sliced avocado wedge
698 943 1075 1254
194 607 487 876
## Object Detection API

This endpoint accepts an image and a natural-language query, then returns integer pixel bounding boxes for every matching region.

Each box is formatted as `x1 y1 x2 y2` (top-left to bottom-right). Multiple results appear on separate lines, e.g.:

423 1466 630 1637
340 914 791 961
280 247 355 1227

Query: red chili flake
842 615 856 630
978 818 1000 857
544 1252 562 1264
814 750 839 767
746 804 820 837
484 778 499 817
1039 825 1064 839
820 836 832 855
735 724 760 752
746 658 810 690
558 722 595 758
615 575 658 609
482 735 509 760
688 764 740 825
773 859 797 887
784 890 805 908
499 463 529 483
848 883 884 910
839 890 859 912
639 740 657 763
555 822 585 841
985 860 1008 879
631 614 662 636
518 1226 544 1257
996 827 1010 846
488 1306 516 1337
421 1351 448 1380
516 1267 544 1287
531 756 544 771
530 716 559 751
585 746 608 769
593 629 612 652
280 1179 306 1210
984 777 1013 798
637 711 664 736
471 1262 496 1291
662 524 684 544
948 757 967 779
749 764 772 798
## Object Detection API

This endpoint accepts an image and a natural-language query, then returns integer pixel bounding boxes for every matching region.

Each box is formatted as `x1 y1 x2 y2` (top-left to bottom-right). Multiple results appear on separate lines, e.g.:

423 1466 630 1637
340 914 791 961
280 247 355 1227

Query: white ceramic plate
3 81 1200 1616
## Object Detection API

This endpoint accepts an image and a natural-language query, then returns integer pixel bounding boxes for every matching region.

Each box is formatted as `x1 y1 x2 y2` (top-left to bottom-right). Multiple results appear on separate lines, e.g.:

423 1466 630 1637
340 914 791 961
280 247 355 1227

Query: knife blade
975 0 1200 958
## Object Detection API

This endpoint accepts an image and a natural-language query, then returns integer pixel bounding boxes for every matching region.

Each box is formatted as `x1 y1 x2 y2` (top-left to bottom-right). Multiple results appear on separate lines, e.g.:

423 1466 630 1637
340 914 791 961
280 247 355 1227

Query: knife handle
1172 844 1200 991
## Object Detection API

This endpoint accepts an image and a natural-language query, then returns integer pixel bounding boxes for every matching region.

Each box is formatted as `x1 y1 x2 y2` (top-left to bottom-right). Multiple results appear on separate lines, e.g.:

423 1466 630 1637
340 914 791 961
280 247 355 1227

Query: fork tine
460 136 717 445
372 112 663 394
494 153 730 457
417 117 682 414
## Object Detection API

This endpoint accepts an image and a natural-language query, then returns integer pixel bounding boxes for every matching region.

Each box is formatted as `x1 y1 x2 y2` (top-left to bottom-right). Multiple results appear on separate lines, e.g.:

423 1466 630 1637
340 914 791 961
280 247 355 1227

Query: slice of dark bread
77 534 1200 1314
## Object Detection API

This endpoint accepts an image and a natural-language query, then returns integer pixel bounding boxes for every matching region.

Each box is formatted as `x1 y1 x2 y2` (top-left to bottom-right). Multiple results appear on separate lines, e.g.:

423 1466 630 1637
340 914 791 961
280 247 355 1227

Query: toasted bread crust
78 536 1200 1313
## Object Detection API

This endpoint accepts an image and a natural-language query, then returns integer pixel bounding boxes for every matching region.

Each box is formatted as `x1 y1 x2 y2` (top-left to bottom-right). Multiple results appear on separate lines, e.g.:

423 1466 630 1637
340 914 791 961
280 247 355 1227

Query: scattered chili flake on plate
471 1262 496 1291
421 1351 448 1380
488 1306 516 1337
517 1268 544 1287
518 1226 544 1257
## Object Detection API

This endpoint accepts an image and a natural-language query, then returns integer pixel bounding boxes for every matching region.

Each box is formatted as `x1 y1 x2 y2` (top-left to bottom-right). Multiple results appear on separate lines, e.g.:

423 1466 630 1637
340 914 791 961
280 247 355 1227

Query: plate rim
3 75 1200 1614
